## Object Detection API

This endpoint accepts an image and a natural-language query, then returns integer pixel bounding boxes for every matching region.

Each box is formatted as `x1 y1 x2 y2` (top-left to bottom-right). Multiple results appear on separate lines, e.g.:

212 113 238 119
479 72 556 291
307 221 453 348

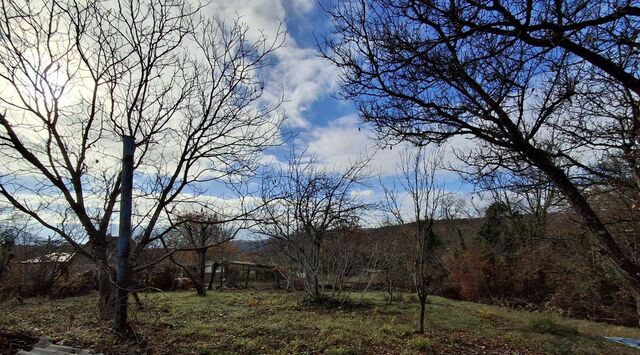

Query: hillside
354 214 637 327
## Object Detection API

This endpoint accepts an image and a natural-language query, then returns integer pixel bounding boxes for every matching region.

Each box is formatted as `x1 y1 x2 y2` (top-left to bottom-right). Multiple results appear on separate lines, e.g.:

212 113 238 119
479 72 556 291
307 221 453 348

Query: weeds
530 315 579 336
0 291 635 354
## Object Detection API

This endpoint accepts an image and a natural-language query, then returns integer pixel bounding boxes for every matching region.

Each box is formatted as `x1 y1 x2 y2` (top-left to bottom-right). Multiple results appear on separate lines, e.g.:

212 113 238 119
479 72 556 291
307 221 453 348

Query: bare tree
322 0 640 298
0 211 27 287
258 151 371 300
322 224 386 303
0 0 284 317
163 212 235 296
382 147 446 333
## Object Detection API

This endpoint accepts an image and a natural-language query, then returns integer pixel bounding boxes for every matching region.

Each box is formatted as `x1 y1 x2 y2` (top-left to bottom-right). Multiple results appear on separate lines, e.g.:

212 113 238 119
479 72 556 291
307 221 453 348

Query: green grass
1 290 639 354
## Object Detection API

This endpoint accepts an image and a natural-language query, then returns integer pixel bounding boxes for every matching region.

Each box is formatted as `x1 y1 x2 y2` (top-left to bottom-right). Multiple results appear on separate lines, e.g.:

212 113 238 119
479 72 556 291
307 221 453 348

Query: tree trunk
312 237 322 299
0 238 13 284
194 282 206 296
208 262 218 291
528 147 640 296
196 251 206 296
97 266 115 319
132 292 143 309
219 262 226 289
385 271 394 304
274 269 280 289
313 273 320 299
418 294 427 334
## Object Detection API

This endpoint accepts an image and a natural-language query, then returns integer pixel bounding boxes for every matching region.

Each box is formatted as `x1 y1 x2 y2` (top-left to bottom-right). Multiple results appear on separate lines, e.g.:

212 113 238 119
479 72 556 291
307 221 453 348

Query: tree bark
313 273 320 299
385 271 394 304
208 262 218 290
97 266 115 319
636 292 640 328
527 147 640 296
418 294 427 334
196 250 206 296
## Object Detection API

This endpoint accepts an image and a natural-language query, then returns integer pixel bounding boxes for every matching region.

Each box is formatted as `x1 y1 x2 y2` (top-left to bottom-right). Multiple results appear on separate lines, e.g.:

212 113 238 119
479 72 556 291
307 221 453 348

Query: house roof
21 252 75 264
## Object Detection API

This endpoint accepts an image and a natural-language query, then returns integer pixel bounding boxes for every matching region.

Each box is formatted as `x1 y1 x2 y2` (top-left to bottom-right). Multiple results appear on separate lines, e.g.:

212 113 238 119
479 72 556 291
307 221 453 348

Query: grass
1 290 639 354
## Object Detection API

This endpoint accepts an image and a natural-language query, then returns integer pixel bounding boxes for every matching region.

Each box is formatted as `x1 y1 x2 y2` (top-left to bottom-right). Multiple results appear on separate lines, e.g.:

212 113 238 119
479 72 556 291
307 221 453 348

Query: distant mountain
233 239 270 253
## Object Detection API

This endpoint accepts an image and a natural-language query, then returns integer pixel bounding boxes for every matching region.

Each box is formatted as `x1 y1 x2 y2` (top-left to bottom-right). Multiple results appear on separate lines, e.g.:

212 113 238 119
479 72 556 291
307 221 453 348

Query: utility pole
115 135 134 333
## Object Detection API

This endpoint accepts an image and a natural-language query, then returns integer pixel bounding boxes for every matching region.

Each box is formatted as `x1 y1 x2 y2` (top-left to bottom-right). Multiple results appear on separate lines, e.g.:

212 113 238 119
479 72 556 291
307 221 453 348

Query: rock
16 336 103 355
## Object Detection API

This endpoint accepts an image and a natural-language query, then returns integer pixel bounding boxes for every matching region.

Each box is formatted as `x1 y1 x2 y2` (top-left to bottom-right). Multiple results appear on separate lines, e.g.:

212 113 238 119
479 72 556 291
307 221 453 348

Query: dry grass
1 291 638 354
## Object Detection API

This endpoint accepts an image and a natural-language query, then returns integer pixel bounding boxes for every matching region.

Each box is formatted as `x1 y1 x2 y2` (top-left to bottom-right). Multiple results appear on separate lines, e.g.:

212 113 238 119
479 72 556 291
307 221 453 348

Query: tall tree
382 147 445 333
258 151 371 300
0 0 283 316
323 0 640 297
164 212 235 296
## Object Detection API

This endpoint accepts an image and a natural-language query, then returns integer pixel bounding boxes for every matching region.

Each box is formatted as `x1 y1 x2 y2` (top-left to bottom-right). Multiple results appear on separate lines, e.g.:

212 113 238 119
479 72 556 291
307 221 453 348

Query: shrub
446 249 488 301
529 315 578 336
50 269 99 298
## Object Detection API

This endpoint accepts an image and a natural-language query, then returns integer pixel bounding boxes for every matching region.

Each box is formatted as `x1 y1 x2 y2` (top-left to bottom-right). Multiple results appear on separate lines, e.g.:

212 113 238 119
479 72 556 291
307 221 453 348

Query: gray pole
115 135 135 333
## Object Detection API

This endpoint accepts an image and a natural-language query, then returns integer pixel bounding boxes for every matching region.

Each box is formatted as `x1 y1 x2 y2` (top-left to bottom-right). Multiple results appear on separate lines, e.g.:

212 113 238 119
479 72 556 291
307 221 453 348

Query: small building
205 260 281 289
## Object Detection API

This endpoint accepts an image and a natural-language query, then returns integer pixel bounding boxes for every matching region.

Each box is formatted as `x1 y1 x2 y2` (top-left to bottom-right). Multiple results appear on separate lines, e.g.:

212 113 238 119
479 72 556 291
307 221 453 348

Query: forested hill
359 211 637 326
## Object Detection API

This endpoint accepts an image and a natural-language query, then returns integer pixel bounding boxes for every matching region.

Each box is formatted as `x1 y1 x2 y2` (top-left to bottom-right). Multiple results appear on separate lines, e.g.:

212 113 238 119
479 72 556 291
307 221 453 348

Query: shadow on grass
297 294 374 312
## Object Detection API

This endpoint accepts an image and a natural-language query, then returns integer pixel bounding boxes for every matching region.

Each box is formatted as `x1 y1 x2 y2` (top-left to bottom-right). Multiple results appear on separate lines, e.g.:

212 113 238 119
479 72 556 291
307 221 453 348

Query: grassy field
1 290 639 354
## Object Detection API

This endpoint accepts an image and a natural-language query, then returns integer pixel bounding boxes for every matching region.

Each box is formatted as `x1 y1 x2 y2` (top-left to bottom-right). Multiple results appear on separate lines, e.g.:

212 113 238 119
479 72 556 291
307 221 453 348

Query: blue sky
0 0 478 239
255 1 470 175
198 0 476 228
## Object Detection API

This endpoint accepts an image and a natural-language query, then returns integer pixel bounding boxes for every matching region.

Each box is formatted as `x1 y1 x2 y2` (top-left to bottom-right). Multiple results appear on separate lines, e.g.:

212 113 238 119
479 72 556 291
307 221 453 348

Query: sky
0 0 480 239
210 0 487 235
210 0 473 202
206 1 467 168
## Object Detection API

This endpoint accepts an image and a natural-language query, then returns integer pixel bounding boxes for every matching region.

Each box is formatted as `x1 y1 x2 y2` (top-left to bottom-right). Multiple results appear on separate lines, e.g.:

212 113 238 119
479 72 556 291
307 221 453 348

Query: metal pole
115 135 134 333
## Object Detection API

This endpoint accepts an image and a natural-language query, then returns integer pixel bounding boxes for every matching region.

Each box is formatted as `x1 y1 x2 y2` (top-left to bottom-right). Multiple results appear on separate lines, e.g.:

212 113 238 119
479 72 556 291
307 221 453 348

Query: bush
529 315 578 336
147 266 178 290
299 294 373 311
50 269 99 298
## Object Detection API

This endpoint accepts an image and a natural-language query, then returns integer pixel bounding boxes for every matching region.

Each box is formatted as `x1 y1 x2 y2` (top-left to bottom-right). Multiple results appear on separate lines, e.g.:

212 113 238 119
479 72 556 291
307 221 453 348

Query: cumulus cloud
268 47 340 127
204 0 339 128
303 114 401 174
303 114 479 177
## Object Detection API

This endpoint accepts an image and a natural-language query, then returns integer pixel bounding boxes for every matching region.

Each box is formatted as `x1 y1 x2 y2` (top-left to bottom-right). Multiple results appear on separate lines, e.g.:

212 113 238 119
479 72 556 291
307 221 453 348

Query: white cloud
205 0 287 42
269 47 340 127
350 189 376 200
203 0 339 128
303 114 409 175
304 114 480 176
